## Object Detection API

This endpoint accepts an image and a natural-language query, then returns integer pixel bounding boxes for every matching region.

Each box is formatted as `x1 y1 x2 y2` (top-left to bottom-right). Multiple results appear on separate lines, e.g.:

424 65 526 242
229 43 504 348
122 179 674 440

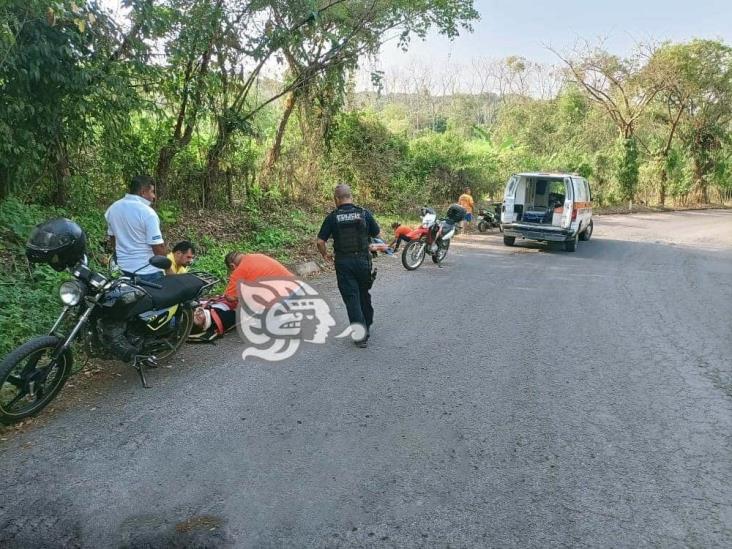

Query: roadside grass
0 198 107 361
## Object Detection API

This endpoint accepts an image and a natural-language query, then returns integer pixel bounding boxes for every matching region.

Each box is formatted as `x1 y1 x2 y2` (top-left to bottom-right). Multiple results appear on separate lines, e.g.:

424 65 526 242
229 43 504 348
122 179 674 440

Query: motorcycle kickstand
132 355 157 388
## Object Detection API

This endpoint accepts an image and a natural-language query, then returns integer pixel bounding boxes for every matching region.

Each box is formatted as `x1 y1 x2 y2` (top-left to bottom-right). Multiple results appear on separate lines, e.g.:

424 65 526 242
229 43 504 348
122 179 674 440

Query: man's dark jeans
335 255 373 334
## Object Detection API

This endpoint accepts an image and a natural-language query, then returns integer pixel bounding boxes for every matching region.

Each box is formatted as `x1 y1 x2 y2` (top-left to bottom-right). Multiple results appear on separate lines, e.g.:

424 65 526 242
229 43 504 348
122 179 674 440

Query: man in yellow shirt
458 187 475 229
166 241 195 274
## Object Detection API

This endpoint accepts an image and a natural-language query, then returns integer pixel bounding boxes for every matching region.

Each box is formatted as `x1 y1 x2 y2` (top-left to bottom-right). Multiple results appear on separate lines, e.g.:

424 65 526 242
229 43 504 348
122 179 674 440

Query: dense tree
552 44 663 201
642 40 731 204
668 41 731 203
144 0 480 205
0 0 141 203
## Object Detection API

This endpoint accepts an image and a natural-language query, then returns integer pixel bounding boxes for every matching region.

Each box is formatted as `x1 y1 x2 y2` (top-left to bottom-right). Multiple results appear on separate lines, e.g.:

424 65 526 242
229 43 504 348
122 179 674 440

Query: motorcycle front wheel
0 336 72 424
477 220 488 232
144 308 194 364
431 239 450 263
402 240 427 271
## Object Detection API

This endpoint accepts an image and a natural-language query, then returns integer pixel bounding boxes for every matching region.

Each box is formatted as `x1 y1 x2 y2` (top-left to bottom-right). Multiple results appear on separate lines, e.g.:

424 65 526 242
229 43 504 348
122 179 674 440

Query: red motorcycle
401 206 464 270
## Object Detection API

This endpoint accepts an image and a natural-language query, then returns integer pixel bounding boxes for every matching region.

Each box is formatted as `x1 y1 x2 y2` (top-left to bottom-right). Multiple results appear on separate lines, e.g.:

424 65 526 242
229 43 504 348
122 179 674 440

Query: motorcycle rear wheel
402 240 427 271
478 220 488 232
144 308 194 364
0 336 72 424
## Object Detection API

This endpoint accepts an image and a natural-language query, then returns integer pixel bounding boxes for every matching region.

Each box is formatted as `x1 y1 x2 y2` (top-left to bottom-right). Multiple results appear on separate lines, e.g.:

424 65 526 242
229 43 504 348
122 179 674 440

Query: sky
375 0 731 64
361 0 732 89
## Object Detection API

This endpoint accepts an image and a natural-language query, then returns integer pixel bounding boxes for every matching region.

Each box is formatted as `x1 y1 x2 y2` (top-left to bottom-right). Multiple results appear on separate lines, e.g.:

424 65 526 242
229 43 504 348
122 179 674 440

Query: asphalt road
1 210 731 548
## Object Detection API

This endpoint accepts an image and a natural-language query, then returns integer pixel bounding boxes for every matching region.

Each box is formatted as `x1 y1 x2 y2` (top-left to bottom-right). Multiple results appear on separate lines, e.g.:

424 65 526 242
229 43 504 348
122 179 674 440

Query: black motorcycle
0 218 217 424
477 204 503 233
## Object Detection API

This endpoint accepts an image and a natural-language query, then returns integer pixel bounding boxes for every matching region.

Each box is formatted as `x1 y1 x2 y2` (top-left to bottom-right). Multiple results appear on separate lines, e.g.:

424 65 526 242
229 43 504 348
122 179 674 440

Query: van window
584 179 592 201
572 178 587 202
505 176 517 196
548 180 565 207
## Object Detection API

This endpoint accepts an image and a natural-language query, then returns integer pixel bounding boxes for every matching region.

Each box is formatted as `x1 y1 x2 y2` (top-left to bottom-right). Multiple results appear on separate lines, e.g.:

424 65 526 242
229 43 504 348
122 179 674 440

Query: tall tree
551 44 662 201
146 0 225 197
647 43 695 205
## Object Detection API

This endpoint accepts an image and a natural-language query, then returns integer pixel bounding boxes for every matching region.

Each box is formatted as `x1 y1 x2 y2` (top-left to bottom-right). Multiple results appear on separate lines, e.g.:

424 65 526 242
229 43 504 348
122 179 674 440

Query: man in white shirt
105 175 169 280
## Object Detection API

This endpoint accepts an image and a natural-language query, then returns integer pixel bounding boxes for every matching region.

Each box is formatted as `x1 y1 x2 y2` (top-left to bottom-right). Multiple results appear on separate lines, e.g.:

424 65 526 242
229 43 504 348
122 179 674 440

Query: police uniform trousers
334 252 373 332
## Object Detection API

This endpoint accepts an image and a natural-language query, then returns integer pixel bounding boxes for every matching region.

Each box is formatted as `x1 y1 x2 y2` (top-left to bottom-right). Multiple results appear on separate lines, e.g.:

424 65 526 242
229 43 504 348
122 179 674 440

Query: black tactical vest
332 205 369 256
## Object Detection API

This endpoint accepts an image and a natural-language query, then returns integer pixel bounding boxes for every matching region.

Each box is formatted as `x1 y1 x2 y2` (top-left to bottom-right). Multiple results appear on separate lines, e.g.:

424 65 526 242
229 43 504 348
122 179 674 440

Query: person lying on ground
369 237 394 256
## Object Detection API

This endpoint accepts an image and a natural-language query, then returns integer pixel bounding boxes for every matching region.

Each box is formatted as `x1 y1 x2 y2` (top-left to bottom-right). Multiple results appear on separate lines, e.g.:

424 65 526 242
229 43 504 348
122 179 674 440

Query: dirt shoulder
594 203 731 215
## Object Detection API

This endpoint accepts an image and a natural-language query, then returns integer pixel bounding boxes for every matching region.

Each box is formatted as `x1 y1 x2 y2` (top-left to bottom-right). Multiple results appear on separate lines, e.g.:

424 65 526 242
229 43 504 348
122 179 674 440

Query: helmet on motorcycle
26 218 87 272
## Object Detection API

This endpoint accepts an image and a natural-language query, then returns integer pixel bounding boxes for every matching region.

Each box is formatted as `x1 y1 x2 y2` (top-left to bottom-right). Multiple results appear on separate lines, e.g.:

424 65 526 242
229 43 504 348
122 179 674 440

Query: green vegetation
1 1 731 356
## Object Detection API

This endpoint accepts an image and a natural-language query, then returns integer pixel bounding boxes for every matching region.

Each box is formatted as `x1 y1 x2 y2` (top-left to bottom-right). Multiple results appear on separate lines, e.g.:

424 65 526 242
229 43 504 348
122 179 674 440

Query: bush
326 111 410 207
0 198 67 357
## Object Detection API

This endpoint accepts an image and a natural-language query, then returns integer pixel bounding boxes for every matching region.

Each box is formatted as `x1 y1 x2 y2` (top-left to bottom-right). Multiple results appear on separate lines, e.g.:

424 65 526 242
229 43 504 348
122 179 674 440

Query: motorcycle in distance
401 204 466 271
0 218 217 425
477 203 503 233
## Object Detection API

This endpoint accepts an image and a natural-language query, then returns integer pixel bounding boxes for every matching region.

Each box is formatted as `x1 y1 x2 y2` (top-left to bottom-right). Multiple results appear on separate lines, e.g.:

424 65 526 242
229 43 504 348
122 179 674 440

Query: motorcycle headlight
60 280 85 306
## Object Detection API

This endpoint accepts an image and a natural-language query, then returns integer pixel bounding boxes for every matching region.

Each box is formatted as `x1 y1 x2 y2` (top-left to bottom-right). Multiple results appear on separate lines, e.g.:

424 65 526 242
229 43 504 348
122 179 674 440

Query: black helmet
26 218 87 272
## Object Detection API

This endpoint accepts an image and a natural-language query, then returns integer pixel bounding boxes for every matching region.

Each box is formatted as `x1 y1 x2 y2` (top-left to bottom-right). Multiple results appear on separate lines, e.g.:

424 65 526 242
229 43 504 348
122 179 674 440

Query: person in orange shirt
223 251 294 306
190 252 294 341
458 187 475 229
389 222 414 252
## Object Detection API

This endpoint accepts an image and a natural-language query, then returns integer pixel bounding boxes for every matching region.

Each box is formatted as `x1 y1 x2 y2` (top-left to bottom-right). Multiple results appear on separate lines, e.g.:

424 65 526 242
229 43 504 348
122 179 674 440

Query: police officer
317 184 380 348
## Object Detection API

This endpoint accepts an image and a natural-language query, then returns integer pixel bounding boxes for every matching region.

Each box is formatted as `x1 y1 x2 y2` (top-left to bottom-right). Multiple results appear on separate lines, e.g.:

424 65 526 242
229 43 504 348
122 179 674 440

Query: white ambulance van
500 172 593 252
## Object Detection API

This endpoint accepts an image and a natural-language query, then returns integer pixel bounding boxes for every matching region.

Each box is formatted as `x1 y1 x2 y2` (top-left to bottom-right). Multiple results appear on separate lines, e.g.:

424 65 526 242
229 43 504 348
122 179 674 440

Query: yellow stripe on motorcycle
146 304 179 331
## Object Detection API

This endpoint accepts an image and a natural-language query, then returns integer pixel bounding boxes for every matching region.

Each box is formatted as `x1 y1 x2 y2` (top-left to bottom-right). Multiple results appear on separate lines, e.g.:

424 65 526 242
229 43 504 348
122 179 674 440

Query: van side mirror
149 255 172 270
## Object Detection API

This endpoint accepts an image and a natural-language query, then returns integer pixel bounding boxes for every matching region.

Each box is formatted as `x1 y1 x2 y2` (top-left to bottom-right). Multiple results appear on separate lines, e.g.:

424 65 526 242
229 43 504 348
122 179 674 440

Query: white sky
362 0 731 91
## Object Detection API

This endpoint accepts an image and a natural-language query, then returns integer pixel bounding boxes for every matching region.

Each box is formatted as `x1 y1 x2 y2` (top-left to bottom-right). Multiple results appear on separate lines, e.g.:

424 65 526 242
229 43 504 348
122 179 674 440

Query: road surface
1 210 730 547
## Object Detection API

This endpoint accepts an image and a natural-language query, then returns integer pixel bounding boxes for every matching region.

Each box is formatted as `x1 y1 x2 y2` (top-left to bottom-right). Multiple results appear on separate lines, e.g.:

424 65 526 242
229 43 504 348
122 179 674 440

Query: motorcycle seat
141 274 207 309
